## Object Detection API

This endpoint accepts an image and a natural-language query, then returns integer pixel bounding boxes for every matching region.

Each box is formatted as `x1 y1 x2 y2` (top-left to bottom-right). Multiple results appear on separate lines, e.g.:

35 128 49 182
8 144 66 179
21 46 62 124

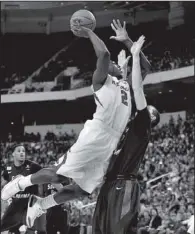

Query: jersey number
121 90 128 106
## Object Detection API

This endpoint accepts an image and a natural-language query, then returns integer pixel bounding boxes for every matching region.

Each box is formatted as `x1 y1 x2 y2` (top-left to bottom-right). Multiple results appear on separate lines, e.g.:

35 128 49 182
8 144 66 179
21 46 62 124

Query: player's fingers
110 36 117 40
117 19 122 28
138 35 145 43
113 19 119 29
111 23 117 32
122 56 131 68
80 26 90 31
126 56 131 62
137 36 145 47
139 38 145 47
120 49 125 57
123 21 126 29
124 56 131 65
71 25 80 31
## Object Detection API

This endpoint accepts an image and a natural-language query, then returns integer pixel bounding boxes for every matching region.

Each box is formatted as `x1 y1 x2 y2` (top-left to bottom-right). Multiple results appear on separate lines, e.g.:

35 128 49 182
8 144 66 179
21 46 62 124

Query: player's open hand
131 35 145 56
118 50 131 79
110 19 129 42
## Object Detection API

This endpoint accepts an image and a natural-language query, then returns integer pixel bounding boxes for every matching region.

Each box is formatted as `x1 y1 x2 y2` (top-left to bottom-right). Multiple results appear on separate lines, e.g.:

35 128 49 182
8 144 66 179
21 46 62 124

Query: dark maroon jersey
106 107 151 177
4 160 42 199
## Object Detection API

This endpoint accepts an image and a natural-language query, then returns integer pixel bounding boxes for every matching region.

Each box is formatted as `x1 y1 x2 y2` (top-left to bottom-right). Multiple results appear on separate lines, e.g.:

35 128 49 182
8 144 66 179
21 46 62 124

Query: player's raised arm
110 19 151 77
131 36 147 111
71 25 110 92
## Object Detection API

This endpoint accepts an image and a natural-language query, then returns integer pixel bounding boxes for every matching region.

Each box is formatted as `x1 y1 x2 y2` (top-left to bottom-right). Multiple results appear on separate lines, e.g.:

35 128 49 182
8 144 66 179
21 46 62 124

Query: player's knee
45 169 66 184
75 184 90 196
41 168 59 183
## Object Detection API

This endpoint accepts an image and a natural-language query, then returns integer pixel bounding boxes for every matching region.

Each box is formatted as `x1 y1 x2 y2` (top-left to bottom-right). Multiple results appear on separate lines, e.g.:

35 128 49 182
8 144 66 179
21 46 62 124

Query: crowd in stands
147 52 194 72
1 113 194 233
1 51 194 95
1 20 194 95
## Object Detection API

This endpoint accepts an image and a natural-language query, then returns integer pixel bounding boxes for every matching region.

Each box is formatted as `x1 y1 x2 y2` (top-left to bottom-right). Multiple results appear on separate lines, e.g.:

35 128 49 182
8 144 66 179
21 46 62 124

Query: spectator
1 114 194 233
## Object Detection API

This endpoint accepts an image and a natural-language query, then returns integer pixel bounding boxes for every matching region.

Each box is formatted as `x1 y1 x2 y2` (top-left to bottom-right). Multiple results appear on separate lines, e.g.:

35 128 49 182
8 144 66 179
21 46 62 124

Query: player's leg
92 195 103 234
92 183 111 234
1 199 27 232
52 207 68 234
26 183 89 228
46 206 67 234
30 183 88 210
1 155 67 200
114 180 140 234
29 213 47 234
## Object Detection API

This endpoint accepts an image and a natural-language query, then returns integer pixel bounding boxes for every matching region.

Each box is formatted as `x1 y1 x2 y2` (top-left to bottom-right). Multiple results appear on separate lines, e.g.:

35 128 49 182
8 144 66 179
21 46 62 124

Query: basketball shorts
46 206 68 234
1 198 46 233
56 119 121 193
92 179 140 234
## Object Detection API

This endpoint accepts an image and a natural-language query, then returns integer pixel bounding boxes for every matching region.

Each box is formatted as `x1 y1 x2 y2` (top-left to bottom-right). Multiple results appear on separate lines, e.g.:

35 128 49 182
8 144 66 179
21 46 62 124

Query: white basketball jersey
92 75 132 134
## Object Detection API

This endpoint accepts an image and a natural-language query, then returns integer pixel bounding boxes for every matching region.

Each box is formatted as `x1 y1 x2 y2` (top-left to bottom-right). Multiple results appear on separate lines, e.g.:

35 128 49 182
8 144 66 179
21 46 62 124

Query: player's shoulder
134 107 151 135
136 107 150 118
25 160 42 171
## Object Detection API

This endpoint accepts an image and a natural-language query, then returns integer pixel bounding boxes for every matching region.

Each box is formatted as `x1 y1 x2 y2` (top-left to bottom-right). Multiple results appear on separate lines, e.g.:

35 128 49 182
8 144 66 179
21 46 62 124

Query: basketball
70 10 96 37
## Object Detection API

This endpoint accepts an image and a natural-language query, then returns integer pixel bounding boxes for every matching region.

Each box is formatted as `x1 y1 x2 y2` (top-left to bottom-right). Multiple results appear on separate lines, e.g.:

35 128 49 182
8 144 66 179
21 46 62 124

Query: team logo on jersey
14 193 30 198
120 80 129 91
113 79 129 92
7 166 12 174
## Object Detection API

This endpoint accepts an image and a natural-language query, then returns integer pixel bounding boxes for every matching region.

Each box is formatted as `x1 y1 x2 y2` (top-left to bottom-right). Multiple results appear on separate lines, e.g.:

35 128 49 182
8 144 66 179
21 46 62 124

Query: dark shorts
46 206 68 234
1 198 46 233
92 179 140 234
1 199 27 232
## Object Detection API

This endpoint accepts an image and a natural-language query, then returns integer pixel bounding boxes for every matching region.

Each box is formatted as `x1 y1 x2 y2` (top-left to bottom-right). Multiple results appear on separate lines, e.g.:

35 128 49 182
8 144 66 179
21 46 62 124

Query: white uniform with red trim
57 75 132 193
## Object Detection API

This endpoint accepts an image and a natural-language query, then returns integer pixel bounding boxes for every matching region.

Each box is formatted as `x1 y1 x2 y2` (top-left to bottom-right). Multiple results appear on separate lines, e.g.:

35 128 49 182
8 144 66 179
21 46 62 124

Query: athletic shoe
1 175 24 201
26 195 46 228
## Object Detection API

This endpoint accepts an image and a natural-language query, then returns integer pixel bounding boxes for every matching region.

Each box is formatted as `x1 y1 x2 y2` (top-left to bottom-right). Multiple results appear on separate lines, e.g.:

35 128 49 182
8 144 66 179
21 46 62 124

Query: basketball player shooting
92 35 160 234
2 24 132 228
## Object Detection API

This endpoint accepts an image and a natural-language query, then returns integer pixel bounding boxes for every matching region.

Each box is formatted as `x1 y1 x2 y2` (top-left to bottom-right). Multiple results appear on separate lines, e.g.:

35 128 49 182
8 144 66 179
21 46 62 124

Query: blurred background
1 1 194 234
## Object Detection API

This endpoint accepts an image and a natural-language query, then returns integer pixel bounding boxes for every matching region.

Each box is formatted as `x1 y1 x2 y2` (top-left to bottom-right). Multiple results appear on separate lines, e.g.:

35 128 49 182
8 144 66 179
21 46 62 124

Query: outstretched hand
118 50 131 80
131 35 145 56
110 19 129 42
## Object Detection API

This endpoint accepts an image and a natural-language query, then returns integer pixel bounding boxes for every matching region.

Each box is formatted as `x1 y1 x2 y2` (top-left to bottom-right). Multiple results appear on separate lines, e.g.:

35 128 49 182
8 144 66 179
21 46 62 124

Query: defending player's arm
71 25 110 92
131 36 147 111
110 19 151 77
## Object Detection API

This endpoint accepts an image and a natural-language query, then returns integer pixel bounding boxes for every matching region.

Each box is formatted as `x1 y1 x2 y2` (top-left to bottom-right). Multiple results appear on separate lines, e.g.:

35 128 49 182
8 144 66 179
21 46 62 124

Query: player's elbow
100 50 110 59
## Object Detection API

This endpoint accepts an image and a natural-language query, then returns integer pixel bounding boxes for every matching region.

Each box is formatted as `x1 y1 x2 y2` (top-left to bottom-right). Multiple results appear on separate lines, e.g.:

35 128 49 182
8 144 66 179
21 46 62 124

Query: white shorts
56 119 121 193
